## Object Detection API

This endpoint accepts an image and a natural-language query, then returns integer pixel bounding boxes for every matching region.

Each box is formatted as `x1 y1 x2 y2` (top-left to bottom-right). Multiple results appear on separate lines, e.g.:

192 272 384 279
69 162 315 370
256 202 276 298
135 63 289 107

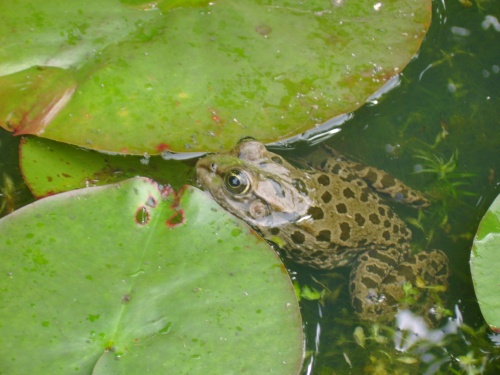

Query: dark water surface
278 1 500 373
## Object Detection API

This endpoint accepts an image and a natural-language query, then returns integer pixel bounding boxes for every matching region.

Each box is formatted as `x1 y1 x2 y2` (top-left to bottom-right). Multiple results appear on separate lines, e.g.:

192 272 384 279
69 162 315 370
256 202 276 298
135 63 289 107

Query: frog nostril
210 163 217 172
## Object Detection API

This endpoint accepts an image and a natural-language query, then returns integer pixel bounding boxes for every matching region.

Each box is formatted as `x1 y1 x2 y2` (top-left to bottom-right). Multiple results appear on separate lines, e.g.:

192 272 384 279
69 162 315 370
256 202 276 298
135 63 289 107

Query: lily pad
470 193 500 332
0 177 303 373
0 0 431 154
19 136 195 198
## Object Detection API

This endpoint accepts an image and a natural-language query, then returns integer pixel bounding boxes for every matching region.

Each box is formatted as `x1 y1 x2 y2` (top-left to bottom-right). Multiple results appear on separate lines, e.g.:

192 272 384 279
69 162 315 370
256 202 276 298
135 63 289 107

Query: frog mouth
195 161 213 189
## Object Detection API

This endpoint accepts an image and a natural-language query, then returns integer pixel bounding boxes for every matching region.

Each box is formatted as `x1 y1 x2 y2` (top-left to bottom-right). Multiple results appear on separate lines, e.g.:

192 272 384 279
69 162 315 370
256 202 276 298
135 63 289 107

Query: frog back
261 170 412 269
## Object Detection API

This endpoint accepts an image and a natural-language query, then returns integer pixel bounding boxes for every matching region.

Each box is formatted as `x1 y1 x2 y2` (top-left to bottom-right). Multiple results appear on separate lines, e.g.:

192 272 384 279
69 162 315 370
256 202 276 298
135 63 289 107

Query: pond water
275 1 500 373
0 0 499 374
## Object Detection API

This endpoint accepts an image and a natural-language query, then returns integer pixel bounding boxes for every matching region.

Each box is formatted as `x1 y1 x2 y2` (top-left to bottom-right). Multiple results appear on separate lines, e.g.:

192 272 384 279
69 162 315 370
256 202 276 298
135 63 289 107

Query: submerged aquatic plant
413 149 475 194
316 306 500 374
404 125 477 244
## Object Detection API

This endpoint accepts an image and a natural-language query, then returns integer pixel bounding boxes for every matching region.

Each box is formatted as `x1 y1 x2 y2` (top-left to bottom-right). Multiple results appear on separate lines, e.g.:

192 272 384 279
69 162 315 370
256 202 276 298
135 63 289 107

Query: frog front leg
349 247 408 321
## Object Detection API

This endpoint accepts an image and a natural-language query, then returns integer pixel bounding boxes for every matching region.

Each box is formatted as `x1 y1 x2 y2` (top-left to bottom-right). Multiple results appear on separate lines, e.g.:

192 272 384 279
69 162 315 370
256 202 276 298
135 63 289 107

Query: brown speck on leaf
255 24 272 37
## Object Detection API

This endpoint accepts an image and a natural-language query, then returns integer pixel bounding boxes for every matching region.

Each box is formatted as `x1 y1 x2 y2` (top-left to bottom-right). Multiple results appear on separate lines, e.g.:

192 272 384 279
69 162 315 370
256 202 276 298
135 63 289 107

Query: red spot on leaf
156 143 171 152
166 210 184 228
278 263 288 274
208 108 224 125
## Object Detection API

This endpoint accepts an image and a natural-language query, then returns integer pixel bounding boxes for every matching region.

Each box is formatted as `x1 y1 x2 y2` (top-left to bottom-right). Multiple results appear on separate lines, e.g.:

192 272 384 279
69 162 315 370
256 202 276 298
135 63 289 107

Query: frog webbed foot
349 248 404 322
350 249 450 322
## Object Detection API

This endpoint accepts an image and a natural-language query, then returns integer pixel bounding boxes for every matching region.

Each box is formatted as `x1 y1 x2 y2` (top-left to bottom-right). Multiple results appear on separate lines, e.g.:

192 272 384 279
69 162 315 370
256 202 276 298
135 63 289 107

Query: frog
195 139 449 321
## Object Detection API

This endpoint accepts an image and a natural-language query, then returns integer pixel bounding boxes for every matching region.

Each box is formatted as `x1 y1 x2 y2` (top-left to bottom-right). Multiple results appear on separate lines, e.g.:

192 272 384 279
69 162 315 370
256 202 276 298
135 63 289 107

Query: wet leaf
0 0 431 153
19 136 194 197
0 177 303 373
470 193 500 332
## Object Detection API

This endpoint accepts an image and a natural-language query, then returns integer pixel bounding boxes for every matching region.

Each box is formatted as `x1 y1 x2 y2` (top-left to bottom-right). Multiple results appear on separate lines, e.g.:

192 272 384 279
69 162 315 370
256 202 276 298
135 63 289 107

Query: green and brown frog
196 139 449 321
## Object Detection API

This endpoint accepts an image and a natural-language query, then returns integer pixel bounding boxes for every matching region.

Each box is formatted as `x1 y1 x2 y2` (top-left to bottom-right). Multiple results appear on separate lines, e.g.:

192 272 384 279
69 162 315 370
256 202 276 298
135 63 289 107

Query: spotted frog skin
196 140 449 320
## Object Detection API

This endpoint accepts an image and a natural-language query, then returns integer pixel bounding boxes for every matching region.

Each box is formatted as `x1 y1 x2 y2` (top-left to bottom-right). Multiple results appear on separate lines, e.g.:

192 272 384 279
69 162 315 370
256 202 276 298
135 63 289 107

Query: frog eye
224 169 251 195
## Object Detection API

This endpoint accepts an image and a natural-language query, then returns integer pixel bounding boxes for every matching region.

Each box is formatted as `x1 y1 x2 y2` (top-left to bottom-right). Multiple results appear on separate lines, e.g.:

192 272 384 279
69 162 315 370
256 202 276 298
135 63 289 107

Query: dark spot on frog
317 174 330 186
321 191 332 203
269 178 285 198
364 170 378 183
381 174 396 187
360 191 369 202
416 253 428 262
382 231 391 241
372 252 398 268
435 263 449 277
369 213 380 225
387 210 394 219
271 156 283 164
336 203 347 214
366 263 386 278
270 227 280 235
292 178 308 196
355 213 366 226
352 297 363 312
346 173 358 182
339 222 351 241
343 187 355 199
361 276 378 289
291 231 305 244
350 282 357 294
357 238 368 246
378 207 386 216
311 250 326 257
384 220 391 228
398 264 416 278
307 206 324 220
393 224 399 233
315 230 331 242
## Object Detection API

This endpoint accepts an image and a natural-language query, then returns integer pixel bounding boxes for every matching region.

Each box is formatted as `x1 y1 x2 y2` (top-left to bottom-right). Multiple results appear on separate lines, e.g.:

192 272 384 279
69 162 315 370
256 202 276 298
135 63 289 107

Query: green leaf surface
470 194 500 332
19 136 195 197
0 177 303 373
0 0 431 154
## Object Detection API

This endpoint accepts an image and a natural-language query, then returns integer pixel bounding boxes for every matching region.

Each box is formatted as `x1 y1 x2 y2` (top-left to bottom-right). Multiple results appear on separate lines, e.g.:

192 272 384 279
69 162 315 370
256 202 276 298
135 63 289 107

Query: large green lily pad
0 0 431 154
0 177 303 373
470 194 500 332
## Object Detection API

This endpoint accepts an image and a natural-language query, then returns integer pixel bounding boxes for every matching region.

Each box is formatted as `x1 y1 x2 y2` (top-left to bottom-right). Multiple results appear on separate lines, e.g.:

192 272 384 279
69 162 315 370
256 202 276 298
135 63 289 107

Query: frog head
196 140 313 229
